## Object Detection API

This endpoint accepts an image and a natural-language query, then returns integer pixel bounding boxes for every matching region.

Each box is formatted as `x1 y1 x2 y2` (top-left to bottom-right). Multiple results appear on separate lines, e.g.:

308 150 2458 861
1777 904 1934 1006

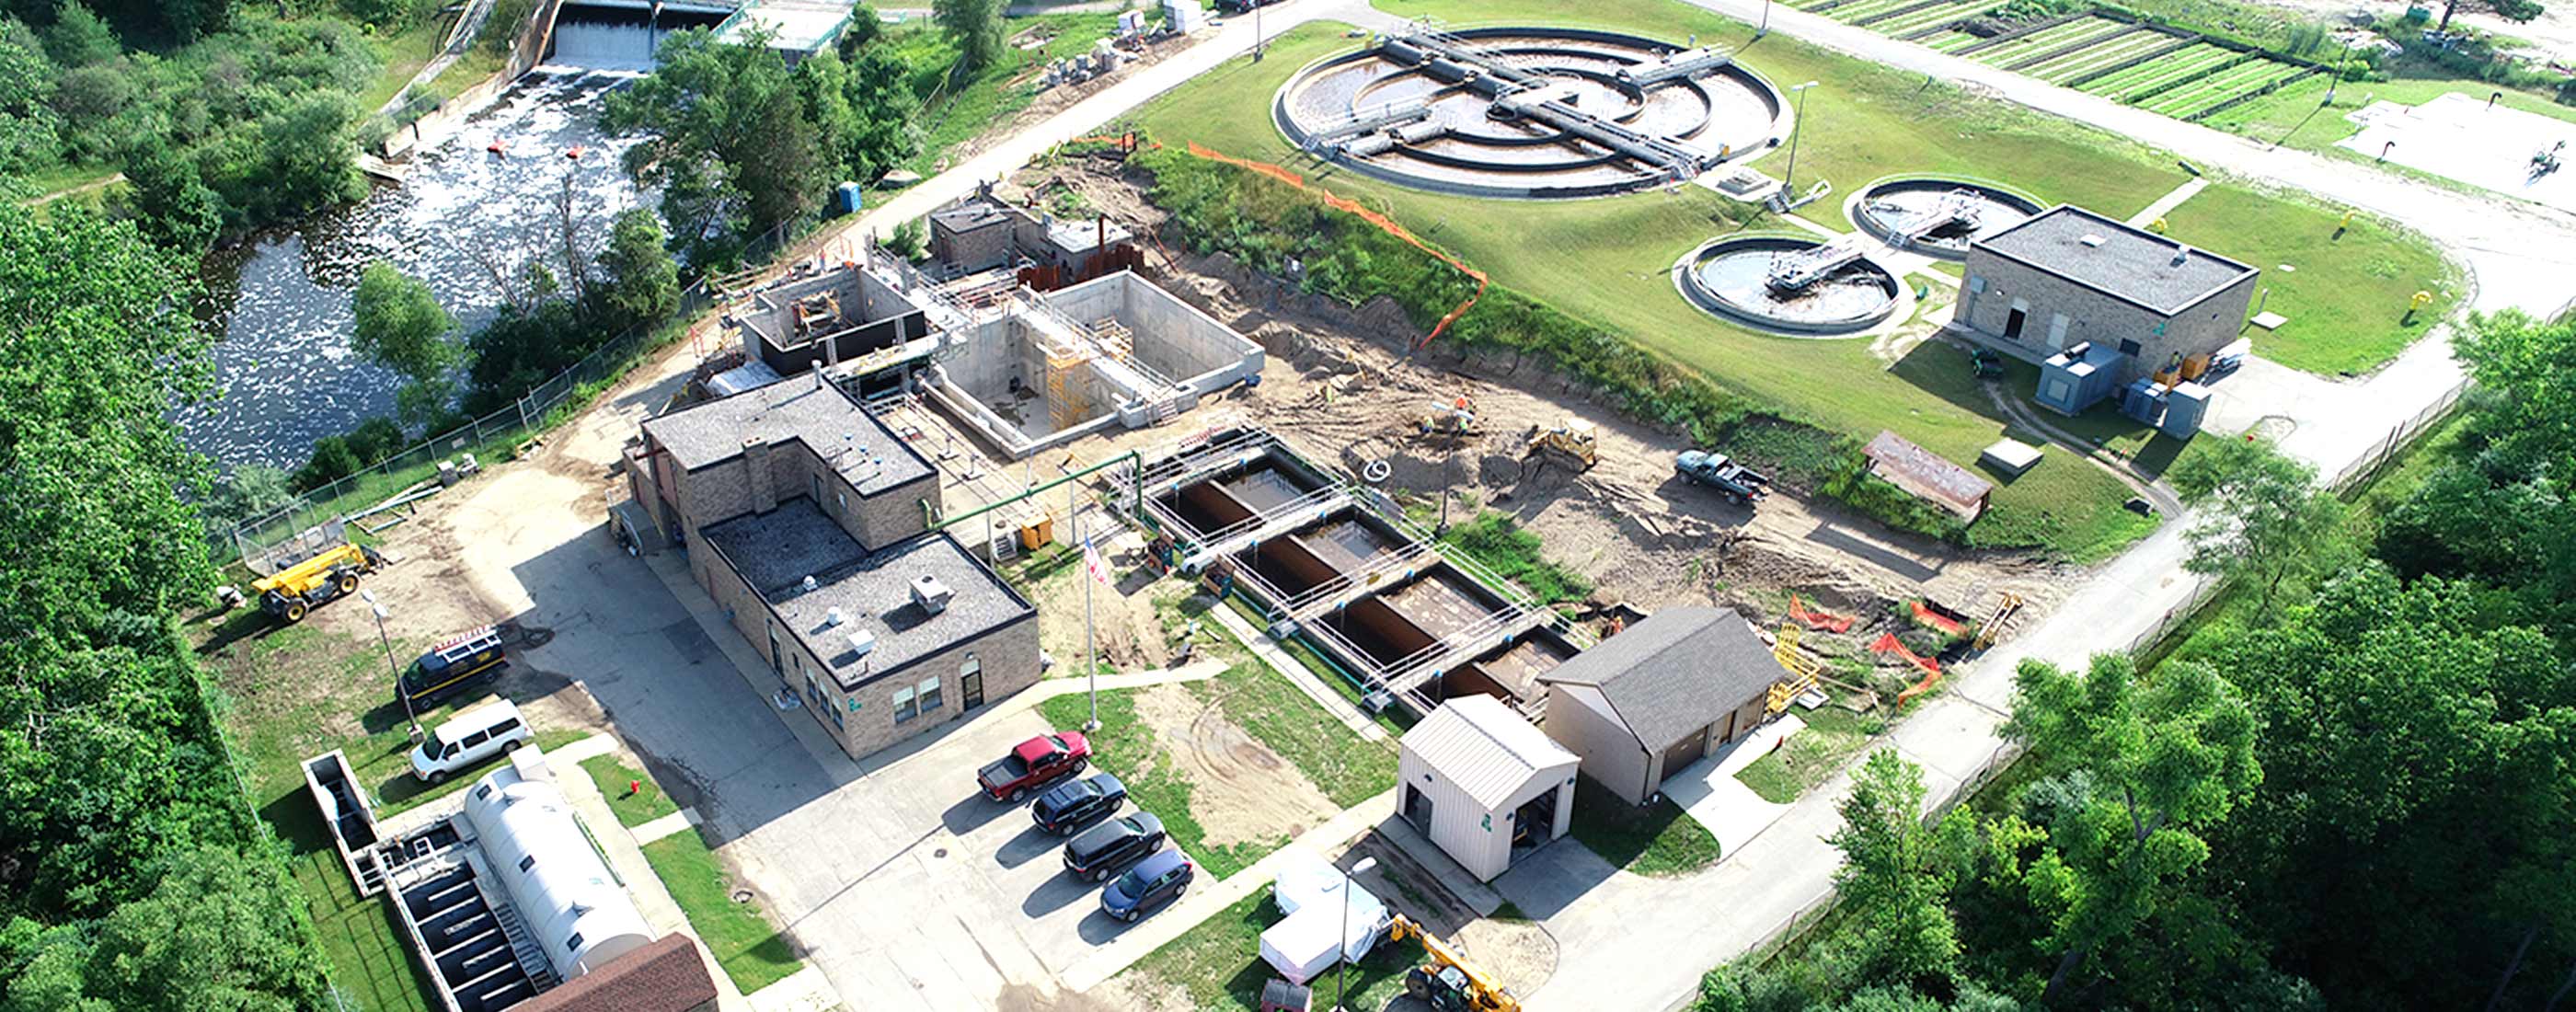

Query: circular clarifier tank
1675 235 1899 335
1274 27 1787 199
1846 178 2041 259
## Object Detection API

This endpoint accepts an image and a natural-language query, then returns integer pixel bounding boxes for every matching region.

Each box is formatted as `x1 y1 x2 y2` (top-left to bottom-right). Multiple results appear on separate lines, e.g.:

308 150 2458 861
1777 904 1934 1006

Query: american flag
1083 533 1111 586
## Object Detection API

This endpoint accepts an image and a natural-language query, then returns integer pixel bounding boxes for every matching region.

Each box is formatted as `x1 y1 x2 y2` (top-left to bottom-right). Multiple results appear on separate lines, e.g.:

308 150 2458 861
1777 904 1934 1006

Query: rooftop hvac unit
825 606 845 627
802 574 820 592
911 575 954 615
1361 690 1394 713
846 628 878 658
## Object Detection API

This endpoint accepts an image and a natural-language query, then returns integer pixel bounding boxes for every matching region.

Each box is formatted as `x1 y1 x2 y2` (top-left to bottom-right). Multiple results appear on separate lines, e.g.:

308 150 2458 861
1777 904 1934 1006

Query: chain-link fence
224 218 820 573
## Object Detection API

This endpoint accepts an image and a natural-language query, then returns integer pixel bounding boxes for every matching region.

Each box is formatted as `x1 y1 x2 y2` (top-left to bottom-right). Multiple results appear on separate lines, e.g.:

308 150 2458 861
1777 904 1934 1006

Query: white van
411 699 533 784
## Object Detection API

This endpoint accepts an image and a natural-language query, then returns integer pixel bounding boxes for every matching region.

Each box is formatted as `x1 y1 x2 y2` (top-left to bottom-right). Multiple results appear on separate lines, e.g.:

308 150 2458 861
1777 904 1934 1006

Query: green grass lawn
2156 183 2454 375
362 14 455 113
1125 3 2446 560
641 828 805 995
1116 890 1428 1011
1735 701 1874 803
581 753 682 828
1436 512 1594 605
1565 779 1725 877
2201 71 2576 161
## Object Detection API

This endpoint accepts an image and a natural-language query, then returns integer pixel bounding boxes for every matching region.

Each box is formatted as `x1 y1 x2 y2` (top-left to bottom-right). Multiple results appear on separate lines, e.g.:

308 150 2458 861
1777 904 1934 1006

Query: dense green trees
2168 437 2352 609
0 201 324 1009
934 0 1004 74
607 18 943 264
351 260 462 430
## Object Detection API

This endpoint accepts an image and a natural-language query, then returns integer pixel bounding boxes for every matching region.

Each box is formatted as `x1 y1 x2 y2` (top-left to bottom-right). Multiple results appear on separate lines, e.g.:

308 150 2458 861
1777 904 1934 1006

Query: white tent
1260 850 1389 984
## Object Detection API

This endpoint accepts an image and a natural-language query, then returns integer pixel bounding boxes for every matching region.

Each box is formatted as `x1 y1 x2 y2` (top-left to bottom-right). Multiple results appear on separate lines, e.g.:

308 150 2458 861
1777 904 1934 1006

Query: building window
812 473 822 504
917 675 942 715
829 700 845 730
893 684 919 722
2119 339 2144 356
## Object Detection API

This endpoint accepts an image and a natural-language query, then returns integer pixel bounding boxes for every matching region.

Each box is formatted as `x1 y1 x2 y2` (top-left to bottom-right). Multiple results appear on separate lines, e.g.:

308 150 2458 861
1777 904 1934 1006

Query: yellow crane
1388 914 1520 1012
250 541 385 623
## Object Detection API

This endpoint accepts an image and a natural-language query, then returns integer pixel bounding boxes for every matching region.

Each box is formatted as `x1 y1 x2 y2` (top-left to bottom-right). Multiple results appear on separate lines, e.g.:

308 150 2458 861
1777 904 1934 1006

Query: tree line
0 200 329 1010
1696 308 2576 1011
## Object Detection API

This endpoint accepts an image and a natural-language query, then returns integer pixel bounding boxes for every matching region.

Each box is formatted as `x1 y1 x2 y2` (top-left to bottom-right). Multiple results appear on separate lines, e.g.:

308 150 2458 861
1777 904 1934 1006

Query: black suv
1062 811 1167 881
1032 773 1127 835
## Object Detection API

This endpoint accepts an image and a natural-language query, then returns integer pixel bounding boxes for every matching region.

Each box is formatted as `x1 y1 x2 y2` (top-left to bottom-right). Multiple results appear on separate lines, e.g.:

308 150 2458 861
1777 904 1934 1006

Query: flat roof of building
640 381 932 496
700 498 1033 687
1971 204 2257 316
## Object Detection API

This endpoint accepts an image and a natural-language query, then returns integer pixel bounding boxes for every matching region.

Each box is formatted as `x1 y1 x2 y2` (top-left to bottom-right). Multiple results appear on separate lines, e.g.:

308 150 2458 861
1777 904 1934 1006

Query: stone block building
624 379 1040 760
1956 205 2258 388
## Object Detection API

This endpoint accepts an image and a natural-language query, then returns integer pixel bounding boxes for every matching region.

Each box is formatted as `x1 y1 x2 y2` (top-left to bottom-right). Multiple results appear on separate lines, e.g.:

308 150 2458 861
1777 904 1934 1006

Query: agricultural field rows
1786 1 2327 127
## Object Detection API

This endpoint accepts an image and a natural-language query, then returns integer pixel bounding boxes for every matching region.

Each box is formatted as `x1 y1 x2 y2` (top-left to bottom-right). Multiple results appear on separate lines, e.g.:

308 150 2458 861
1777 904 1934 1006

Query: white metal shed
1397 696 1580 882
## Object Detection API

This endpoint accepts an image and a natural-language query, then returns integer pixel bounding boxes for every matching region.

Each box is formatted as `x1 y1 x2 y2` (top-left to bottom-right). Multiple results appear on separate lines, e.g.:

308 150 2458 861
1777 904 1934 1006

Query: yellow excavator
251 541 385 623
1388 915 1520 1012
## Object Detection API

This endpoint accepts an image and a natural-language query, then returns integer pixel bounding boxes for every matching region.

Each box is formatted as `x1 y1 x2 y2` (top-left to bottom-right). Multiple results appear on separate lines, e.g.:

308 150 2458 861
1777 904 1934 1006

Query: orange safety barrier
1909 599 1967 635
1871 632 1944 706
1179 142 1488 351
1789 593 1855 633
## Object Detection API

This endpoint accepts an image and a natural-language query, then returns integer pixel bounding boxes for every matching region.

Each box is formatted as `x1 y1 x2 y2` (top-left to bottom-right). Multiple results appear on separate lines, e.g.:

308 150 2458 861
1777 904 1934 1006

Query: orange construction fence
1909 599 1967 636
1179 142 1487 351
1034 134 1487 351
1871 632 1945 706
1789 593 1855 633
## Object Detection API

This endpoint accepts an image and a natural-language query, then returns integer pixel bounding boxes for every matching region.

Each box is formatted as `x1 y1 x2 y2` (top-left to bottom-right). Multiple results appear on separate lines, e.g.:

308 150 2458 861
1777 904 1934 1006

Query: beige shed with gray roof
1537 608 1786 805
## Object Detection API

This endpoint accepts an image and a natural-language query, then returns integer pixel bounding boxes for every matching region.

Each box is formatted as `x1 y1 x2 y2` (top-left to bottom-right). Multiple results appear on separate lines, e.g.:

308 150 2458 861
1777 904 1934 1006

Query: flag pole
1076 480 1098 731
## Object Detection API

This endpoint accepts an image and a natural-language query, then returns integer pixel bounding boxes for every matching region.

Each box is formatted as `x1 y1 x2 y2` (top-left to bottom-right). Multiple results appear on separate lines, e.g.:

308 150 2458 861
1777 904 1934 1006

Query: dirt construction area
913 155 2080 696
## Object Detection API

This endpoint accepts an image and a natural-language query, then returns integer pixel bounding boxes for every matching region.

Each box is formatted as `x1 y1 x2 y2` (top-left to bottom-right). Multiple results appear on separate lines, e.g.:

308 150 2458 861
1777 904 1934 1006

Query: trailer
1675 449 1773 505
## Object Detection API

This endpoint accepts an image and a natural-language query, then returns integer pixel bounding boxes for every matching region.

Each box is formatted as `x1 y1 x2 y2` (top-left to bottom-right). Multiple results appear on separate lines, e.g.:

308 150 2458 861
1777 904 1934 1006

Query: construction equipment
1767 622 1824 714
1524 418 1598 473
1972 592 2025 650
1387 915 1520 1012
1674 449 1772 506
251 541 385 623
1416 396 1478 438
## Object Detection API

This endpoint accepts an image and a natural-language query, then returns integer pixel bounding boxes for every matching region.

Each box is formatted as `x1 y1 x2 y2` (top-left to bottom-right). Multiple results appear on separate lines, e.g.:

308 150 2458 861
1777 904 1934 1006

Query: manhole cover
934 847 949 858
730 889 753 904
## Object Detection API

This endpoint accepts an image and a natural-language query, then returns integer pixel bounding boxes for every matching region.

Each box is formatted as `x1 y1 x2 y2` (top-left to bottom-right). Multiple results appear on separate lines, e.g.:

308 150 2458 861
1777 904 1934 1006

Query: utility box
2035 340 2129 415
2161 381 2212 438
2121 378 2168 425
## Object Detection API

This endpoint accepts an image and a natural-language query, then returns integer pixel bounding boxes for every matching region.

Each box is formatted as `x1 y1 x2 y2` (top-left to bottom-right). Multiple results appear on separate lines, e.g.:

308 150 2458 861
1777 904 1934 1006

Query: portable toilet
2161 382 2212 438
834 181 864 215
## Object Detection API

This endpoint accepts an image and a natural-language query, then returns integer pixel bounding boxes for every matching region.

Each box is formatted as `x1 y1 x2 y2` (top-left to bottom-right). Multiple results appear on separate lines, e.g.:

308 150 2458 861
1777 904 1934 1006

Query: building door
2004 302 2030 340
1661 729 1709 780
768 629 785 680
960 655 985 710
2046 313 2071 350
1402 783 1433 832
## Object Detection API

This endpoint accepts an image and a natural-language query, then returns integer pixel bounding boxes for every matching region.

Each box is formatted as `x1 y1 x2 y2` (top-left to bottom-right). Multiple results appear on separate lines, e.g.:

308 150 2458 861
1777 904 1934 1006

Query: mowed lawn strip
1040 689 1275 879
642 828 805 995
581 753 682 828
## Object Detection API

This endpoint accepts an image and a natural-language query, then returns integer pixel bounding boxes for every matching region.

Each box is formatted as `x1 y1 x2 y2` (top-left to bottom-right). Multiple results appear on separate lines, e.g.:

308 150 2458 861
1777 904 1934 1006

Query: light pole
1335 856 1379 1011
1782 81 1819 201
360 591 420 740
1758 0 1773 39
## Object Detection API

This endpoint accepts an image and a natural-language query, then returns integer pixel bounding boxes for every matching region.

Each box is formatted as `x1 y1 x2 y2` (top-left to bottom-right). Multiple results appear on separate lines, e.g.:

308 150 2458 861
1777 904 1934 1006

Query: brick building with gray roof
1535 608 1787 805
622 378 1040 760
1955 204 2259 386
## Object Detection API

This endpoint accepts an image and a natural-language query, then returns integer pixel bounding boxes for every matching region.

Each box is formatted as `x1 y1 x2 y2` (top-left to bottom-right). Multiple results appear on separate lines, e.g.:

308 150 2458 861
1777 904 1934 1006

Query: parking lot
523 534 1196 1010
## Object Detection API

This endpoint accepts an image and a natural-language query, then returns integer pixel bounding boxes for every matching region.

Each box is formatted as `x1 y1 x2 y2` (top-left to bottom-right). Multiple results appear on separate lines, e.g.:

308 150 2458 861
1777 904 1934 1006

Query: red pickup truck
980 731 1091 802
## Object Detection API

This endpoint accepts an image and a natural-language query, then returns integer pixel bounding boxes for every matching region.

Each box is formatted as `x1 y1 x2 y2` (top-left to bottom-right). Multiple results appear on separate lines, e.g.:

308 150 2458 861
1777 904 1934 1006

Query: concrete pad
743 965 840 1012
2339 94 2576 213
1368 812 1509 917
631 808 697 845
550 732 616 763
1659 716 1802 857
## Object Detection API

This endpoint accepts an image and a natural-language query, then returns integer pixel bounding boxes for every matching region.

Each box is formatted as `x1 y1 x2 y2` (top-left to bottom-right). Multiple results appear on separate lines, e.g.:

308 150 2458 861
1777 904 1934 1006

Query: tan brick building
625 380 1041 760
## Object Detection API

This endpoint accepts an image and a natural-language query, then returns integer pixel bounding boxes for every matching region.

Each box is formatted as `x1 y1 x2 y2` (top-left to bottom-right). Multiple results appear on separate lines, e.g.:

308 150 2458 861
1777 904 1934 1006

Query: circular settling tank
1846 178 2041 259
1676 236 1899 335
1274 28 1787 199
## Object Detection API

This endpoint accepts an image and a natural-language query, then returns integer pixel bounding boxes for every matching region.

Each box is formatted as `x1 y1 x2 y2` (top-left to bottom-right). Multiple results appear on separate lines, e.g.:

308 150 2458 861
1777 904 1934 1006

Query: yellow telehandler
252 542 385 623
1388 914 1520 1012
